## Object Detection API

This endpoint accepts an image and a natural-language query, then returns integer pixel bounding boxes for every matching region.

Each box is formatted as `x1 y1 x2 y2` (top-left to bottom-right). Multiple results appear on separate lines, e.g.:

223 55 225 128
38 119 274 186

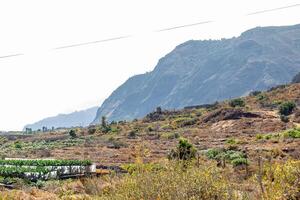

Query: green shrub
280 115 289 123
88 126 97 134
35 180 45 189
229 98 245 107
205 148 222 159
256 134 263 140
14 141 22 149
257 94 267 101
282 128 300 138
225 138 237 145
128 129 137 138
104 162 237 200
250 91 261 96
107 137 128 149
205 148 247 166
264 134 272 140
146 126 154 132
110 126 120 133
171 117 197 127
168 138 196 160
231 158 248 166
69 129 77 138
160 124 173 130
279 101 296 116
161 132 180 140
121 163 163 174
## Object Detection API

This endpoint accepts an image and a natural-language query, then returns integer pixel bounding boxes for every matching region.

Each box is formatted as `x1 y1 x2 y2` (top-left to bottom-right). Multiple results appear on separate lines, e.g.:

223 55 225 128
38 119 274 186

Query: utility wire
246 3 300 15
156 20 213 32
1 3 300 58
54 35 132 50
0 53 23 59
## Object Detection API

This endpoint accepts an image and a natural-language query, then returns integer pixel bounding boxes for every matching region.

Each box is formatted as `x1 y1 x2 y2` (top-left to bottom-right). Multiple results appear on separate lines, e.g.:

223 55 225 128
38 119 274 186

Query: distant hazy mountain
93 24 300 123
25 107 98 131
292 72 300 83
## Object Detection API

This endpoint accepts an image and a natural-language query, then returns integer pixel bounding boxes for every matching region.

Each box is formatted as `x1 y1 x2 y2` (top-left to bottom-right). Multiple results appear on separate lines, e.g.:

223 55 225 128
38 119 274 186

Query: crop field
0 159 93 181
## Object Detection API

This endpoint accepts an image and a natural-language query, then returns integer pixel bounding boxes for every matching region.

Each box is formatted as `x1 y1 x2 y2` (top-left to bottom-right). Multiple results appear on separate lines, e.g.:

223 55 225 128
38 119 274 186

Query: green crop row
0 166 51 178
0 159 92 166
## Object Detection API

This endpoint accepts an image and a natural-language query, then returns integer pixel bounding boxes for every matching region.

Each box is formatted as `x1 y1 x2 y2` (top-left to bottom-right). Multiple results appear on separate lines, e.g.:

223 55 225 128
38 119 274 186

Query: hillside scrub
98 162 239 200
168 138 197 160
229 98 246 108
279 101 296 116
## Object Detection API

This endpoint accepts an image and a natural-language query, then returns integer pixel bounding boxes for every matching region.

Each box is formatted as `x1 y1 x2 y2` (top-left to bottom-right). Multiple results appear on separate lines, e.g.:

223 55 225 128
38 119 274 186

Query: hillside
1 83 300 199
93 24 300 123
2 83 299 164
24 107 98 131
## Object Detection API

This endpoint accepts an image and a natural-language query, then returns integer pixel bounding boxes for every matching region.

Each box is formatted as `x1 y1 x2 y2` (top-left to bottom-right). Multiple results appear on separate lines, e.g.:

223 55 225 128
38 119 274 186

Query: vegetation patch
161 132 180 140
205 148 248 166
0 159 92 166
279 101 296 116
256 128 300 140
168 138 196 160
229 98 245 107
171 117 197 128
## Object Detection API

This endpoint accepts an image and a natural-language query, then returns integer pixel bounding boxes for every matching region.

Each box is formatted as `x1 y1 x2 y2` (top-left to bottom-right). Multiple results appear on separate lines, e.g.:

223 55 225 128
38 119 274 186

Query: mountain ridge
24 106 98 131
93 23 300 123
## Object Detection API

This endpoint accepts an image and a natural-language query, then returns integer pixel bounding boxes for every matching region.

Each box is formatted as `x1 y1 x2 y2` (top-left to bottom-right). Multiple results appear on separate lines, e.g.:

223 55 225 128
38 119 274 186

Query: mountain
93 24 300 123
292 72 300 83
24 107 98 131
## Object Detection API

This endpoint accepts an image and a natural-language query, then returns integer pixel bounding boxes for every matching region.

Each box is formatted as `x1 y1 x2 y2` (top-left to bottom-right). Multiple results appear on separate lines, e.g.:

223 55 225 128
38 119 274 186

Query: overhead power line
246 3 300 15
156 20 214 32
54 35 132 50
1 3 300 58
0 53 23 59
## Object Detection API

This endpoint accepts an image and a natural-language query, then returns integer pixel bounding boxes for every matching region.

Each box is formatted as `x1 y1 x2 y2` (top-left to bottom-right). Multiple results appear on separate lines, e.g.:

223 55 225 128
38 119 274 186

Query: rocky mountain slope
93 24 300 123
24 107 98 131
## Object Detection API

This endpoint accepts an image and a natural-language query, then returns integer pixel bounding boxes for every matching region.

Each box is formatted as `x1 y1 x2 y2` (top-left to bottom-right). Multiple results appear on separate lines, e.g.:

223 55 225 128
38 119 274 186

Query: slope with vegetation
93 24 300 123
0 83 299 199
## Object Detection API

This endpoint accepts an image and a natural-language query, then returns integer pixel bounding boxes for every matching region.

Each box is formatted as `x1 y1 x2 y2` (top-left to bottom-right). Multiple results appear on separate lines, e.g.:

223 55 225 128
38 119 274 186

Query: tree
279 101 296 116
101 116 107 128
156 107 162 114
69 129 77 138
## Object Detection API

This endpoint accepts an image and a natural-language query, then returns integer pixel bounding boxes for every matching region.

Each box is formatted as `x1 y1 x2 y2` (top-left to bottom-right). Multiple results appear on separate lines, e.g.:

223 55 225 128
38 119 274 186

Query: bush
161 132 180 140
256 134 263 140
226 138 237 145
88 126 97 134
14 141 22 149
282 128 300 138
69 129 77 138
101 162 237 200
263 160 300 199
205 148 248 166
107 137 128 149
279 101 296 116
249 91 261 96
280 115 289 123
128 130 137 138
146 126 154 132
205 148 222 159
168 138 196 160
231 158 248 166
229 98 245 107
257 94 267 101
171 117 197 128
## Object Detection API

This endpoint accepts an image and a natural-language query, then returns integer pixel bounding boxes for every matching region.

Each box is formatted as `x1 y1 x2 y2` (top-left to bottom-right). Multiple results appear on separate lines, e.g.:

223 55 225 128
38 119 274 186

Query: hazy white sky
0 0 300 131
